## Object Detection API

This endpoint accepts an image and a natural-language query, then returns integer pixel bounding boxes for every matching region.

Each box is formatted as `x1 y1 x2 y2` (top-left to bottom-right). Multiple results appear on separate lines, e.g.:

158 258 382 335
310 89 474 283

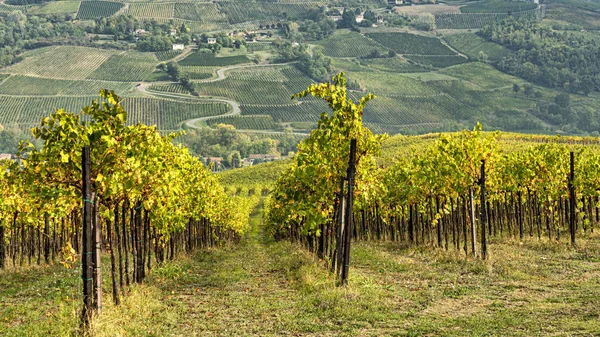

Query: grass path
2 202 600 336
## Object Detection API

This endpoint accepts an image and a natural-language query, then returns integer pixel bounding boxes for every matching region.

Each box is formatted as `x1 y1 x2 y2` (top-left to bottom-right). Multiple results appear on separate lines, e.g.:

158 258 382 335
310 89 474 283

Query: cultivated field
366 32 456 55
126 3 174 18
394 4 462 15
0 76 133 96
76 1 124 19
179 53 251 67
406 55 469 68
219 2 322 24
444 33 511 61
439 62 523 90
0 46 116 80
28 1 80 15
87 52 157 82
315 30 387 58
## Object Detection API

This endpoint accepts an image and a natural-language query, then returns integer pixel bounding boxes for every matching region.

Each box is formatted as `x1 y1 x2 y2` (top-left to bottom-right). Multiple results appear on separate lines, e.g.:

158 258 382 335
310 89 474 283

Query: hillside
0 0 597 141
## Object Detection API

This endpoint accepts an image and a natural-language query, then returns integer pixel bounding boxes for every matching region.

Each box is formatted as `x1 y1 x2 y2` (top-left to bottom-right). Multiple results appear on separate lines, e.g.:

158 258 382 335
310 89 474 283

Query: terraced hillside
0 0 597 137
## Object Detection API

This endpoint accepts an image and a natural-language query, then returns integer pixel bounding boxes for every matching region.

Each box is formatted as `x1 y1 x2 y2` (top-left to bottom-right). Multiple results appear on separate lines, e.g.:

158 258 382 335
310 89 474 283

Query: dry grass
2 204 600 336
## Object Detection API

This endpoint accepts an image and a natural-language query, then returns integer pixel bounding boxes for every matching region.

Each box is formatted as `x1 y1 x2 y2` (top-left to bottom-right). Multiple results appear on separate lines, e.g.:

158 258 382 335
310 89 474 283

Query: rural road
135 61 301 131
136 85 242 127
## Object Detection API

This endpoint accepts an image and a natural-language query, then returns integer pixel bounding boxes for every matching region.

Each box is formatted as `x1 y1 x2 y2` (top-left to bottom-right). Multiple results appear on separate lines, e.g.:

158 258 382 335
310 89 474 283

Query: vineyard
173 3 225 22
545 5 600 30
174 3 200 21
0 91 256 335
0 46 116 80
444 33 511 61
126 3 174 18
460 0 538 13
246 43 272 52
406 55 469 68
350 71 442 96
195 78 294 105
2 69 600 336
362 94 478 127
149 83 189 94
121 97 231 130
155 50 182 62
353 57 427 73
0 4 28 14
0 76 133 96
439 62 523 90
435 8 539 29
178 53 251 67
240 101 327 122
366 33 456 56
180 66 216 79
315 30 387 58
76 1 124 20
186 66 313 105
28 1 79 15
226 67 287 82
0 95 99 127
206 115 278 130
218 2 322 24
87 52 157 82
0 95 230 130
435 13 510 29
265 75 600 309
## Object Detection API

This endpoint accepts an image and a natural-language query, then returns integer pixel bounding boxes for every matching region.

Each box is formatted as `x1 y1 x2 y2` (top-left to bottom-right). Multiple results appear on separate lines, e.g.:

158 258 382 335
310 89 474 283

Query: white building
207 38 217 44
172 44 185 50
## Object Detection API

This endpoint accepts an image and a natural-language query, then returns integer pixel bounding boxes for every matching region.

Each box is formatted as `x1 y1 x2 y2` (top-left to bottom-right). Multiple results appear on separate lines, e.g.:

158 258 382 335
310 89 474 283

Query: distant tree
364 10 376 22
166 62 180 81
413 13 435 31
369 49 380 58
388 50 396 58
512 84 520 96
338 9 356 28
478 51 488 62
231 151 241 168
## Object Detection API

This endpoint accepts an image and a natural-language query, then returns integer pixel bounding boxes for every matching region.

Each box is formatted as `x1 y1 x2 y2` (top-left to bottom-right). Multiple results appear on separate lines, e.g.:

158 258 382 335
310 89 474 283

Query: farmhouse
241 158 253 167
172 44 185 50
355 13 364 23
170 29 177 36
134 29 147 36
207 38 217 44
377 15 383 23
328 15 342 22
388 0 404 5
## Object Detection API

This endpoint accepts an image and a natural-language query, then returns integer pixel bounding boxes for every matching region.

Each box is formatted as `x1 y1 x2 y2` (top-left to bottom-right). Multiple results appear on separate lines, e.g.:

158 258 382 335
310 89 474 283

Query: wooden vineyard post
480 160 487 260
333 179 346 276
81 146 93 326
43 213 50 264
569 151 576 246
0 219 5 269
341 139 357 286
470 187 477 258
92 193 102 313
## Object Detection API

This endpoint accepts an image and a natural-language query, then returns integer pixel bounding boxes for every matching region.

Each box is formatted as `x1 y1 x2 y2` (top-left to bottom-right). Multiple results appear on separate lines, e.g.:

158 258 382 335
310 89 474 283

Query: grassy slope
2 201 600 336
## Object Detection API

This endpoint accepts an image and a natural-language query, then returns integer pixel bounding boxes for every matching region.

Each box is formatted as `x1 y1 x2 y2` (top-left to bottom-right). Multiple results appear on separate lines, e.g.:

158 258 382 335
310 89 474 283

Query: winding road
135 61 305 134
